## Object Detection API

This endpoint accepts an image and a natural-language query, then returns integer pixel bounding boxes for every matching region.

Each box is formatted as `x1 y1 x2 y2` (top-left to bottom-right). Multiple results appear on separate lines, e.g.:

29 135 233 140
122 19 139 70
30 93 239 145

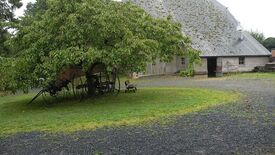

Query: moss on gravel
225 72 275 79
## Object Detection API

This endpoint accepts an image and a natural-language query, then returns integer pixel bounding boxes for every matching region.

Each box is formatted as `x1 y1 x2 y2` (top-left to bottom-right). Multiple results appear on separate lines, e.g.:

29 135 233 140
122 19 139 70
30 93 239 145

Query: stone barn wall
222 57 270 73
194 58 208 75
144 56 186 75
143 56 269 77
194 57 270 75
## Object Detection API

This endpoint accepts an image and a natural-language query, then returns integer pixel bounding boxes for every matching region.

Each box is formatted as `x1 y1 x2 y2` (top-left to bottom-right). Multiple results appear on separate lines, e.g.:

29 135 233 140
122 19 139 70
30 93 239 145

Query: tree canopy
25 0 48 17
263 37 275 51
249 30 265 45
0 0 200 93
0 0 22 56
249 30 275 51
0 0 22 21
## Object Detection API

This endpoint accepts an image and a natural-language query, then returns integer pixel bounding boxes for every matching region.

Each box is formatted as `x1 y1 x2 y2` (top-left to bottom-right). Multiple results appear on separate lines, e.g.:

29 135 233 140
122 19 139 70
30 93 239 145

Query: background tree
263 37 275 51
249 30 275 52
249 30 265 45
24 0 48 17
0 0 22 21
0 0 200 93
0 0 22 56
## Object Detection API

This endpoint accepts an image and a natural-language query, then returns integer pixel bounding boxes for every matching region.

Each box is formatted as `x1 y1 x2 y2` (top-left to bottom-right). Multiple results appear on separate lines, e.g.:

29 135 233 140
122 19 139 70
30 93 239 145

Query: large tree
24 0 48 17
0 0 22 21
0 0 22 56
0 0 200 93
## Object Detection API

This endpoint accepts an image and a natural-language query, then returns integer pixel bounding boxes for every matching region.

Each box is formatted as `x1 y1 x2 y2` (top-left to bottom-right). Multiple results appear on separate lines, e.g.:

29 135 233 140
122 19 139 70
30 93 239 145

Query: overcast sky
15 0 275 37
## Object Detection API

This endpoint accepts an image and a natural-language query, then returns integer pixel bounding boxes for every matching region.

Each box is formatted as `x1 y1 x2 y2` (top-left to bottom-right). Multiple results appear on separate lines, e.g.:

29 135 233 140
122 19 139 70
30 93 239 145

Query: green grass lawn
0 88 240 137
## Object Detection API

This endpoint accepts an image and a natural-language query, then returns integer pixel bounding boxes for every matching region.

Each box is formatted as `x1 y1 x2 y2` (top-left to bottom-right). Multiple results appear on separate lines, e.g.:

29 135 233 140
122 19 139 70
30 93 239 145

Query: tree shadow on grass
1 90 140 113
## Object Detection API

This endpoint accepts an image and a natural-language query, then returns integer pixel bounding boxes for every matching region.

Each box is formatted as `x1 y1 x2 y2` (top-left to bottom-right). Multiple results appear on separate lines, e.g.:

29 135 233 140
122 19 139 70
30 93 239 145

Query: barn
129 0 271 77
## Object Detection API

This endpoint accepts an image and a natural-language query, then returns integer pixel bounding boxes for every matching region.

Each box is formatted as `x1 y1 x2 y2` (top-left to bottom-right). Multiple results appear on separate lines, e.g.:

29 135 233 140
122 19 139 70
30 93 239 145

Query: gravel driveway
1 76 274 155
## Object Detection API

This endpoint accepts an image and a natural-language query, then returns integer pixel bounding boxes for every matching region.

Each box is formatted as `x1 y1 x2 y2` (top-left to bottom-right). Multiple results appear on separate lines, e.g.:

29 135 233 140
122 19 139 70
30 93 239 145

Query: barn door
216 58 223 77
207 57 217 77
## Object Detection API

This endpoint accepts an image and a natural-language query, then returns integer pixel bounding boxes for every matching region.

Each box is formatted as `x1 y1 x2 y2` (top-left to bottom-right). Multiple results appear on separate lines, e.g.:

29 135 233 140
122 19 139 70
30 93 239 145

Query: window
239 57 245 65
181 58 185 65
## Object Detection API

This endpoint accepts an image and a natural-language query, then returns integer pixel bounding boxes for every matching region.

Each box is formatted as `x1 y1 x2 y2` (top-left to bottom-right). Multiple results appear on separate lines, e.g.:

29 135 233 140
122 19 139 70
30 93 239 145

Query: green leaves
263 37 275 51
249 30 265 45
249 30 275 51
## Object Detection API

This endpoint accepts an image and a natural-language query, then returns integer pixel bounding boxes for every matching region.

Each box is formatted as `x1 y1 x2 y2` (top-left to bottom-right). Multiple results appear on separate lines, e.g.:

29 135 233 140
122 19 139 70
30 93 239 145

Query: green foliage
0 88 240 136
249 30 275 51
0 0 200 92
0 57 34 93
0 0 22 21
180 69 194 77
180 48 201 77
249 30 265 45
0 29 10 56
25 0 48 17
0 0 22 56
263 37 275 51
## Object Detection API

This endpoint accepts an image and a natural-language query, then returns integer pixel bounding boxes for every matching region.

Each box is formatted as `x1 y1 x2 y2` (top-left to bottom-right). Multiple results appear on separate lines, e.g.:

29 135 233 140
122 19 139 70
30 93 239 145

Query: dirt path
1 76 274 155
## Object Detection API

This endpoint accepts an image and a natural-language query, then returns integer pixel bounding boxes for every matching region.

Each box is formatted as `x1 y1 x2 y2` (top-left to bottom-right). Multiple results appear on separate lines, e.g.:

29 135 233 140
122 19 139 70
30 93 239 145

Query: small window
181 58 185 65
239 57 245 65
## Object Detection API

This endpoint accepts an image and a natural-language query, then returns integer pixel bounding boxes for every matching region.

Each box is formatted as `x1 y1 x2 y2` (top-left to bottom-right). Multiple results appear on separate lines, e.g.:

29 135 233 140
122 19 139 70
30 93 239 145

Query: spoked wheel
28 63 122 105
74 76 88 99
60 87 72 100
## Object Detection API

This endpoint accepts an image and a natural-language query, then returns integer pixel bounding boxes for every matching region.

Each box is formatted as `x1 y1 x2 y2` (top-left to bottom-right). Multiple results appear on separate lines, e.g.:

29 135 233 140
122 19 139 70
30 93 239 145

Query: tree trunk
86 73 96 96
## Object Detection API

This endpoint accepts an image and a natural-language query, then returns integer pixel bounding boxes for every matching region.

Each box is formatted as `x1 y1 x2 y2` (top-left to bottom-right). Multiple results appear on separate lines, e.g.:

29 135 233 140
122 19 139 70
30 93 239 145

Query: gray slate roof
127 0 271 57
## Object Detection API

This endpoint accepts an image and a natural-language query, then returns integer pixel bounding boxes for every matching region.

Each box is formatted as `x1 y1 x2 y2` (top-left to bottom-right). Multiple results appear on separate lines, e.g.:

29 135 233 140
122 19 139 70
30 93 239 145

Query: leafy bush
180 69 194 77
180 48 201 77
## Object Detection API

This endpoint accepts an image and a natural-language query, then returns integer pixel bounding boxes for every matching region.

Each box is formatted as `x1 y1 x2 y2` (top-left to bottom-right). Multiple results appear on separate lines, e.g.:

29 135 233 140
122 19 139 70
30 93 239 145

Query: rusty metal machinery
28 62 120 104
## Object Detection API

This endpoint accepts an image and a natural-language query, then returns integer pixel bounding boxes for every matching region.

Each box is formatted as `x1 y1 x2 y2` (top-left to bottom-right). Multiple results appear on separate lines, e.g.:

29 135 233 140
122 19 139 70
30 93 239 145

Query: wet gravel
1 76 274 155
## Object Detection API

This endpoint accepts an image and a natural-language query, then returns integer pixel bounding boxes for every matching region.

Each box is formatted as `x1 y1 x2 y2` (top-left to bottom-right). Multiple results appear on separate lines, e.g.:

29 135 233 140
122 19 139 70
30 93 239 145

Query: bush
180 68 194 77
253 66 266 72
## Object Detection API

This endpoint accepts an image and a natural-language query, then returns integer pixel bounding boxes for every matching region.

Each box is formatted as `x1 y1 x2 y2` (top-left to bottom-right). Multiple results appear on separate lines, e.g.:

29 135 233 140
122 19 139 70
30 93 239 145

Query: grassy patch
0 88 240 137
225 72 275 79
